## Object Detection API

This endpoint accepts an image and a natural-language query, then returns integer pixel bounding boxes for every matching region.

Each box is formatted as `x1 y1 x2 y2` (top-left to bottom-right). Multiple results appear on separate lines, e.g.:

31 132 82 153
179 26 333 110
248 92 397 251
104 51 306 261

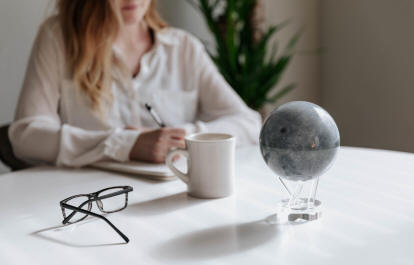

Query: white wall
263 0 321 107
321 0 414 152
0 0 51 173
157 0 214 47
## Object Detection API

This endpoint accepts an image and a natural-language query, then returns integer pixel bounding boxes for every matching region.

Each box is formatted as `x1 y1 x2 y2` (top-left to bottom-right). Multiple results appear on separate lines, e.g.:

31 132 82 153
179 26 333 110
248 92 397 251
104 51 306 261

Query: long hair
57 0 167 112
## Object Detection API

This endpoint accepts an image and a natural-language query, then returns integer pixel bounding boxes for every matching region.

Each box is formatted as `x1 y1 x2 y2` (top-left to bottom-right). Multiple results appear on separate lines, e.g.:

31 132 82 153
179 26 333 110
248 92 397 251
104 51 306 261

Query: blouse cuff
179 121 208 135
104 128 140 162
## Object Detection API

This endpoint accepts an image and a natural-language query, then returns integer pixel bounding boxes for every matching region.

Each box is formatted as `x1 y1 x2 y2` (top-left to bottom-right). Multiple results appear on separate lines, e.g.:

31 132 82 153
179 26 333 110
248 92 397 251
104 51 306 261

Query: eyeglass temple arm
62 200 90 223
61 203 129 243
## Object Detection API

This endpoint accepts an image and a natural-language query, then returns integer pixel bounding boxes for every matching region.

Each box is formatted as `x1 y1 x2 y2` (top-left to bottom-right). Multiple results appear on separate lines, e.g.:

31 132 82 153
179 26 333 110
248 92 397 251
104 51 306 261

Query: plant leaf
190 0 300 110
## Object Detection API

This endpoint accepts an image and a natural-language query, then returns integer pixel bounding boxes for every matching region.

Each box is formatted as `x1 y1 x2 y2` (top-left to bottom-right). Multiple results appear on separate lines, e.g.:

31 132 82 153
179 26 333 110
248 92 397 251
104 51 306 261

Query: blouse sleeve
9 20 140 167
183 34 262 145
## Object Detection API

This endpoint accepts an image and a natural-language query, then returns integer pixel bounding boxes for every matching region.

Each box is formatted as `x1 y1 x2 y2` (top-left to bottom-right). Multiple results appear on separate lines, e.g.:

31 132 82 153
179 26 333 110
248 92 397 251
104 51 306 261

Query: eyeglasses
60 186 133 243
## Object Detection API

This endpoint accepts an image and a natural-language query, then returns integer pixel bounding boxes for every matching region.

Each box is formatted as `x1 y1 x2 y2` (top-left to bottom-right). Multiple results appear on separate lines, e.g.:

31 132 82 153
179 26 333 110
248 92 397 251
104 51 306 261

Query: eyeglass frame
59 185 133 243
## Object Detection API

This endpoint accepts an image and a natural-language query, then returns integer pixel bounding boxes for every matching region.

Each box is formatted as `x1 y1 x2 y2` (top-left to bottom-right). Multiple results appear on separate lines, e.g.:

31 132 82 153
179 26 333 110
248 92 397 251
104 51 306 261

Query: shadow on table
30 218 127 248
151 217 278 261
123 192 207 216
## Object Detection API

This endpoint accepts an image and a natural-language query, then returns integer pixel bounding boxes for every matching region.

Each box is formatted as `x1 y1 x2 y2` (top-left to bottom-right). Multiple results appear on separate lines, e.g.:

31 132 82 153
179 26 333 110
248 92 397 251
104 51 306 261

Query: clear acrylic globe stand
279 176 321 222
267 176 321 224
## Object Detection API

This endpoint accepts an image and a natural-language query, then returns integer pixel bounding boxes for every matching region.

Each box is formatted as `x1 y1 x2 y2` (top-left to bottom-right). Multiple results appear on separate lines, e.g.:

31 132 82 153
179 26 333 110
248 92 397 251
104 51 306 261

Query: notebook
91 159 185 181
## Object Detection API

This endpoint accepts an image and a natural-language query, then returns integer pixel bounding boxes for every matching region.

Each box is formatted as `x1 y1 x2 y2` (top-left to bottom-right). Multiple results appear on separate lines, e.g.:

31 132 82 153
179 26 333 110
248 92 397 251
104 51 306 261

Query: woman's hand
129 128 186 163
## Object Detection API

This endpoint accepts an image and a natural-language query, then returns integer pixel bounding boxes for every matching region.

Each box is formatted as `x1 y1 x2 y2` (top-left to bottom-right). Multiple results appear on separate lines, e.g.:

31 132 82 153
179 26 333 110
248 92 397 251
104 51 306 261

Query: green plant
188 0 301 110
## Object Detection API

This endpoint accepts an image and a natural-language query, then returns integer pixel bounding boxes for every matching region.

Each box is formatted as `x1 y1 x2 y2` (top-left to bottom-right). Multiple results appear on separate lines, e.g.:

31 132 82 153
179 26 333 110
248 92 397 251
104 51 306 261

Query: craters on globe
260 101 340 181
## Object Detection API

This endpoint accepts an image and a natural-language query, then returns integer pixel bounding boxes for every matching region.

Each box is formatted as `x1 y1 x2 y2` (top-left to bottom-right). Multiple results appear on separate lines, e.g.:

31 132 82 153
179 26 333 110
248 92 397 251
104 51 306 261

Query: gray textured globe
260 101 340 181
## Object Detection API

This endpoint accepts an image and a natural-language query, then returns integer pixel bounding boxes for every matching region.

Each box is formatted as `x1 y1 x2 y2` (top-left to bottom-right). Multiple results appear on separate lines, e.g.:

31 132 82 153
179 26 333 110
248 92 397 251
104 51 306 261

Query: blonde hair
57 0 167 112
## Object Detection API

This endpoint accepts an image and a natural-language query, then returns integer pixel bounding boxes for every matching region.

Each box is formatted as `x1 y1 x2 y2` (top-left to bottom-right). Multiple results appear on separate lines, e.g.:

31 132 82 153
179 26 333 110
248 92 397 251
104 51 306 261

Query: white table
1 146 414 265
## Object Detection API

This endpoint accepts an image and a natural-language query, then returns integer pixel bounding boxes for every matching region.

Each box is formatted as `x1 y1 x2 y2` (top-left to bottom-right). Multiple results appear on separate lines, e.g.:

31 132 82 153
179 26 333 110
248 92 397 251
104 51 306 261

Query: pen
145 103 166 128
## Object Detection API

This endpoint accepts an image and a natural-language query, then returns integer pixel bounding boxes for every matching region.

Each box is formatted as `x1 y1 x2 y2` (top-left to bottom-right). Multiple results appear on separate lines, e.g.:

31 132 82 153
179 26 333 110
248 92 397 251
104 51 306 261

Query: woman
9 0 261 167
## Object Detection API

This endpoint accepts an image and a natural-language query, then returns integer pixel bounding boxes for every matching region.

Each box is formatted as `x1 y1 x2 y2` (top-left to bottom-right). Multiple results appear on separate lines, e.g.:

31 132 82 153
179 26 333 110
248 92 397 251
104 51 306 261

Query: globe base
266 176 322 224
265 199 321 224
279 198 322 222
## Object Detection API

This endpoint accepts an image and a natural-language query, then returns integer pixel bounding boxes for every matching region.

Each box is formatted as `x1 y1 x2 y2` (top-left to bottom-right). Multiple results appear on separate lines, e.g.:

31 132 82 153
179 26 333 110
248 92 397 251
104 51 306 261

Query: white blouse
9 17 262 167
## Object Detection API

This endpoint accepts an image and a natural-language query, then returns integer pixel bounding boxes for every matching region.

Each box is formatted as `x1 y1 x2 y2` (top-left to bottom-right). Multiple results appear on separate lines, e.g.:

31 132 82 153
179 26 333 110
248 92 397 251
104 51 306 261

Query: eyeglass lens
97 187 128 213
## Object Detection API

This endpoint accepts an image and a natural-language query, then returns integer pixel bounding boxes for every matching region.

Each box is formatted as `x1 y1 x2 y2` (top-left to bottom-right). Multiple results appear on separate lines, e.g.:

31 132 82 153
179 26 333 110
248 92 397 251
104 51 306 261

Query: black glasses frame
60 186 133 243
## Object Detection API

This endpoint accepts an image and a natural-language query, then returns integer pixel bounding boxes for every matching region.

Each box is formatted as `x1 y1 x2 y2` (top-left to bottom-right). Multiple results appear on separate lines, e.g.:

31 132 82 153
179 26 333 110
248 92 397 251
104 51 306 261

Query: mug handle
166 148 189 184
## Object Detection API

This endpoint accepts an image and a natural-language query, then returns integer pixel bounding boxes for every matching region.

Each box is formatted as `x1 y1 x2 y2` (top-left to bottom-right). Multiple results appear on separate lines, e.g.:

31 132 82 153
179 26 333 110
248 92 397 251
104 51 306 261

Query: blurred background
1 0 413 174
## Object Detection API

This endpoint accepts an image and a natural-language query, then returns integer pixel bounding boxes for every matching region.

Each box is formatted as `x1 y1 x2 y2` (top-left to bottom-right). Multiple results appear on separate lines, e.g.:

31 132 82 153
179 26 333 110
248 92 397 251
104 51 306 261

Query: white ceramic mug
166 133 236 199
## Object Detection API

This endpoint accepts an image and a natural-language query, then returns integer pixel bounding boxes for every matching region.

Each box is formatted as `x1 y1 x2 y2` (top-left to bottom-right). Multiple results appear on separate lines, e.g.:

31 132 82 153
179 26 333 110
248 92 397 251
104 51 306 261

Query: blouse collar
113 27 179 54
155 27 180 46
